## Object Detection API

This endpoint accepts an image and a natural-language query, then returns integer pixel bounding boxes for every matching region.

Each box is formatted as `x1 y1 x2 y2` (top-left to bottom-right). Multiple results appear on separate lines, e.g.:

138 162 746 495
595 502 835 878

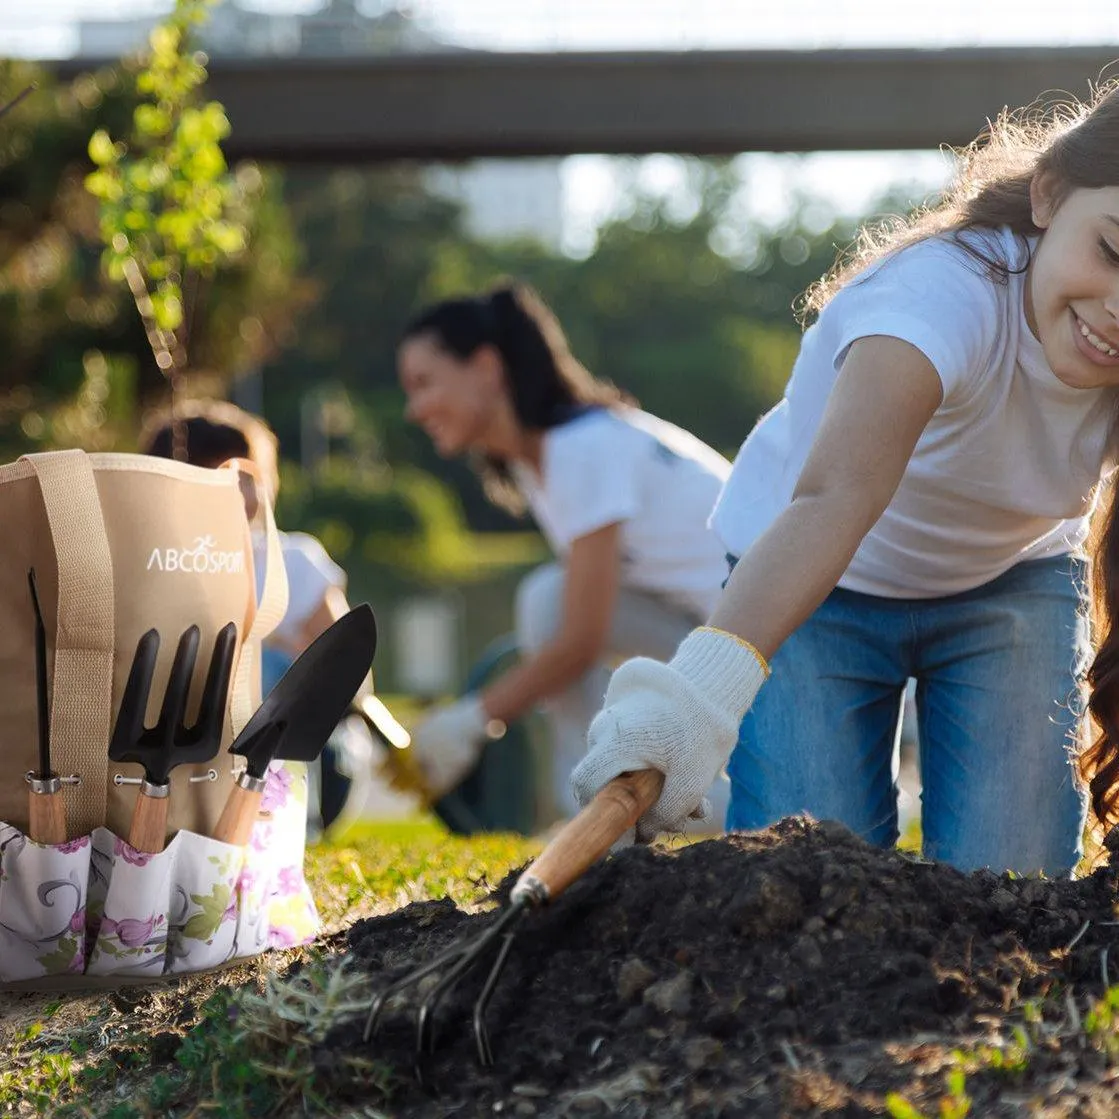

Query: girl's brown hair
808 80 1119 831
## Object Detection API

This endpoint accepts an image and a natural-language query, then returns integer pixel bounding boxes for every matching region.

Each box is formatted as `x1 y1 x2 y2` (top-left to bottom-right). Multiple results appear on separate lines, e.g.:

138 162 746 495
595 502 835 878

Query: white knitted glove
571 627 769 842
410 695 502 799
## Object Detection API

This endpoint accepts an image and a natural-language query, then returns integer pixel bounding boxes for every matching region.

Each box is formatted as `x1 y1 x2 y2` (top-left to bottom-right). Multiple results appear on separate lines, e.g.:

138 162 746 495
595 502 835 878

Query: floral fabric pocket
0 760 320 987
0 826 90 982
167 832 244 975
234 761 319 958
86 830 175 978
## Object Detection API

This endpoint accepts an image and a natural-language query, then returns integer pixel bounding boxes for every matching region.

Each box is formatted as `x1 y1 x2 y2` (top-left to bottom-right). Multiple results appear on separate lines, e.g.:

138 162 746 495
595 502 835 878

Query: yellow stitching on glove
695 626 771 677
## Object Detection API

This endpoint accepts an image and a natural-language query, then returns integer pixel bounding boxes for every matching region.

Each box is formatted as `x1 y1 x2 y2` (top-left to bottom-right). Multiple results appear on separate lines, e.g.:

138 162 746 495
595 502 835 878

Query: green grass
306 814 541 931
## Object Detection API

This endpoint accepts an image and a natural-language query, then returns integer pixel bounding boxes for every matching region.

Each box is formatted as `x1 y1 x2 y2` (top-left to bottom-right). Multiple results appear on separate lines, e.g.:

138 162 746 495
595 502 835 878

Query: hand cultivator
362 767 664 1066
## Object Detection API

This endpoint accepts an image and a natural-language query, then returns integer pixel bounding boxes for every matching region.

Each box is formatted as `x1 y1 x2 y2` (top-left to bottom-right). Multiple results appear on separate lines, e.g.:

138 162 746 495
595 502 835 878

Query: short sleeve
541 416 641 548
829 236 1001 403
278 533 346 632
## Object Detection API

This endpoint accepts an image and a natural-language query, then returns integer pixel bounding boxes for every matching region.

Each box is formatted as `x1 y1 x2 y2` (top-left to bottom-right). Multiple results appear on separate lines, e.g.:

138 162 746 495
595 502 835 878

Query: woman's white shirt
712 226 1118 598
512 408 731 619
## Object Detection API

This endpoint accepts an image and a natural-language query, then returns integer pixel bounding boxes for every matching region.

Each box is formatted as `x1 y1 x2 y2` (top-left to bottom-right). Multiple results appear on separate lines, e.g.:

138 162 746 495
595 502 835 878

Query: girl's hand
570 627 768 841
409 695 499 798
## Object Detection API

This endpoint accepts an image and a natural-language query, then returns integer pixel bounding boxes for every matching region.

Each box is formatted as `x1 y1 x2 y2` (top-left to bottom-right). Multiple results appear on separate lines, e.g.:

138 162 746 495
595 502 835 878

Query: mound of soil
330 818 1119 1117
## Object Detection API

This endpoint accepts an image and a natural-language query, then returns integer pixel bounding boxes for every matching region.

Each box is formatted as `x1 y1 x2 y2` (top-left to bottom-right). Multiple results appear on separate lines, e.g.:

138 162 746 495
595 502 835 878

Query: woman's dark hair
803 80 1119 318
401 282 634 512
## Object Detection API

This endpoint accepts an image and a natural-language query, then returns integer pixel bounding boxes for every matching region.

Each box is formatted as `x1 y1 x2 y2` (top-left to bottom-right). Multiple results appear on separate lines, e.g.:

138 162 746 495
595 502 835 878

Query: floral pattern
0 761 320 985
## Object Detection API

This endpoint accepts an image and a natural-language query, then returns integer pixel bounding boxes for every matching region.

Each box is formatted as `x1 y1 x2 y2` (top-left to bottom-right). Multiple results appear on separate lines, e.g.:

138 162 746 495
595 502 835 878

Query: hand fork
362 768 664 1068
109 624 237 853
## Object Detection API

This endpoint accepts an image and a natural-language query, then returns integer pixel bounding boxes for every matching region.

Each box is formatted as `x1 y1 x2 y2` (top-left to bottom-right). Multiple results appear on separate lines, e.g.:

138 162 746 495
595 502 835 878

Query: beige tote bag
0 449 287 841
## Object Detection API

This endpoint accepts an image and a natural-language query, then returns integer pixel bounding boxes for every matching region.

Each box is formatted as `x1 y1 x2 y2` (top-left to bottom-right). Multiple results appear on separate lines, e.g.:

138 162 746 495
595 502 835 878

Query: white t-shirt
512 407 731 618
252 530 346 647
712 226 1119 598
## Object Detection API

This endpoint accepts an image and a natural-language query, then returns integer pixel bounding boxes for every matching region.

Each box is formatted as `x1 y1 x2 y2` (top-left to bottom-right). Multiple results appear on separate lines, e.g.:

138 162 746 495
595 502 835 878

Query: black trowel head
229 604 377 779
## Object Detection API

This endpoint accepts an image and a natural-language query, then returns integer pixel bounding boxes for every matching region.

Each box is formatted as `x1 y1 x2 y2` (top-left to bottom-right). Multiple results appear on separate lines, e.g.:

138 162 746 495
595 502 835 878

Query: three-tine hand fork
362 768 664 1066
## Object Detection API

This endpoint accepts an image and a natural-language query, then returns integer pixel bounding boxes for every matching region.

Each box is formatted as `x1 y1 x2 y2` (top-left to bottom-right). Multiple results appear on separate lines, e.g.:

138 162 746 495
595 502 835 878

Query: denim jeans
725 555 1091 875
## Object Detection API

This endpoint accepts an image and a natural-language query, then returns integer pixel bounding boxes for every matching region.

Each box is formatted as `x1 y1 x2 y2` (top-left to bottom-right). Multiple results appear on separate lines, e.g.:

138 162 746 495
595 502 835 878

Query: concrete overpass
51 46 1119 162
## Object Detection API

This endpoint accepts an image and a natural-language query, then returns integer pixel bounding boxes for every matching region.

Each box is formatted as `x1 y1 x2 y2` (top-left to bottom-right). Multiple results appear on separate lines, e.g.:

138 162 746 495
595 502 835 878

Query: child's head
140 400 281 515
807 79 1119 337
397 283 629 460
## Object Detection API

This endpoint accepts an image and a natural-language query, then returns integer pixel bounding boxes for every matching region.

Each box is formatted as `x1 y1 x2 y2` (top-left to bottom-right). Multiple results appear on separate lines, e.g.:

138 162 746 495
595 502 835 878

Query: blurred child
141 399 371 838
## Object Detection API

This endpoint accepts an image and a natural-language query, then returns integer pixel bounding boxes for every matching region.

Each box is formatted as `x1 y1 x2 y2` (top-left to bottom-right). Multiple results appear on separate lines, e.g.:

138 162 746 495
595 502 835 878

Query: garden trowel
212 604 377 847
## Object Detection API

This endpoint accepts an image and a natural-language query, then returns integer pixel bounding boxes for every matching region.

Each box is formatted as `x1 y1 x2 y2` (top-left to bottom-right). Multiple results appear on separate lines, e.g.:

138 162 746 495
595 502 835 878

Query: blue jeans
726 555 1091 875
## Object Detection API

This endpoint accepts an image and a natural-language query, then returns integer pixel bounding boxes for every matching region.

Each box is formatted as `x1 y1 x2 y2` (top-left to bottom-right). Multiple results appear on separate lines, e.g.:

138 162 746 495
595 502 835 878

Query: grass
0 813 540 1119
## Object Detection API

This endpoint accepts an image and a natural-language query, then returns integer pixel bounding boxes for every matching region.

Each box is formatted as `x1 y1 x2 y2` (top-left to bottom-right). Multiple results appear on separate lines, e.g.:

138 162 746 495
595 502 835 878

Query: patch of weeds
950 1024 1033 1080
886 1067 971 1119
0 1022 78 1113
70 960 398 1118
1083 984 1119 1058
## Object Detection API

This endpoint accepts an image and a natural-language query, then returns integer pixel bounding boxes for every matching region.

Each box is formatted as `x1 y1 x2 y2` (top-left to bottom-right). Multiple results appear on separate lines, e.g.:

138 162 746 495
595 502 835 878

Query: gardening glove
571 627 769 843
409 695 504 800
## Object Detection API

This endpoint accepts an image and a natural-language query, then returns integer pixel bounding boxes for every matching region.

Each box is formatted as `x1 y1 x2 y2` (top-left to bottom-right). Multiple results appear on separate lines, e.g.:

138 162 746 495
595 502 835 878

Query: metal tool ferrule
237 772 268 793
25 772 81 794
140 780 171 799
25 772 59 795
509 876 549 908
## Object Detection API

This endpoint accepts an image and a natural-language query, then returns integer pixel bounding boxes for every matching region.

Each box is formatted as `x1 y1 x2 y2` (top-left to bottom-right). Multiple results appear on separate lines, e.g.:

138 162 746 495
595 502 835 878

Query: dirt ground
329 818 1119 1118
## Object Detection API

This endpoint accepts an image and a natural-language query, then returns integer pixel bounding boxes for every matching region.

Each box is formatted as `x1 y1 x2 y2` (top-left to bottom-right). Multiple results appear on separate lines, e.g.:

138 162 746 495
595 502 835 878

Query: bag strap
24 450 115 835
222 459 288 734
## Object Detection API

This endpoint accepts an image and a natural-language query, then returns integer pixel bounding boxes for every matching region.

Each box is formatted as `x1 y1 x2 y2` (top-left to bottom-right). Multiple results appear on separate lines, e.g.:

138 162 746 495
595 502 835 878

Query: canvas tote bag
0 449 320 986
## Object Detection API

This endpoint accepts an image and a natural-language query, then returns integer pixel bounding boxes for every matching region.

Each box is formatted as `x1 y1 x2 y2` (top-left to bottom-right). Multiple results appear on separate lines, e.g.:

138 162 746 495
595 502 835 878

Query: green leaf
87 129 118 166
151 289 183 332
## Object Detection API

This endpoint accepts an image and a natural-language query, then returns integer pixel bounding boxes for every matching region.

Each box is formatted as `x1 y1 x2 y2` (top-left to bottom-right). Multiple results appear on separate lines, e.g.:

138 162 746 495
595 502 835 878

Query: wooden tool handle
213 781 262 847
128 788 169 854
516 768 665 903
28 789 67 846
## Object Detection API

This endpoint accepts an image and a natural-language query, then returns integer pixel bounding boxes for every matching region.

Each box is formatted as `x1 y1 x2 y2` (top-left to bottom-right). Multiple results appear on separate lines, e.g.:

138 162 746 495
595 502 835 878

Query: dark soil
329 818 1119 1118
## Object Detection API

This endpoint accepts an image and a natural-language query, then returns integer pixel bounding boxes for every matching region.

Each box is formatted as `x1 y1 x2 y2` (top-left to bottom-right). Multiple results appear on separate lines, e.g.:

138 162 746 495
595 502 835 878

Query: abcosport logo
146 535 245 575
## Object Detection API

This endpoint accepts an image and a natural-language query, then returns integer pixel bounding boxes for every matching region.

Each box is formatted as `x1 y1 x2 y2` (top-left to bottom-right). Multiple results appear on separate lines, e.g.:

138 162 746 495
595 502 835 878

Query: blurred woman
399 283 732 821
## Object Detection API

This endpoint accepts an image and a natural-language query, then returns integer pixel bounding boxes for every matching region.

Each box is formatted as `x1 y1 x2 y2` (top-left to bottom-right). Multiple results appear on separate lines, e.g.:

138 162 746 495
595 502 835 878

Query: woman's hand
409 695 499 799
570 627 768 840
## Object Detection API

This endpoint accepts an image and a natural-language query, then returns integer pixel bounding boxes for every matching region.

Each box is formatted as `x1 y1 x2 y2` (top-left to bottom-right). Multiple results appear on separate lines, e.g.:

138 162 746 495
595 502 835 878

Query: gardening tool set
24 576 377 856
0 449 380 986
363 767 665 1066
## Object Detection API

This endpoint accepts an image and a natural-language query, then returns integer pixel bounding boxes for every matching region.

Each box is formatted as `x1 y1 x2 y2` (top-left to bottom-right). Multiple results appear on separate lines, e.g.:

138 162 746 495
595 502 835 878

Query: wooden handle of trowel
127 785 169 854
212 778 263 847
28 786 67 846
517 768 665 904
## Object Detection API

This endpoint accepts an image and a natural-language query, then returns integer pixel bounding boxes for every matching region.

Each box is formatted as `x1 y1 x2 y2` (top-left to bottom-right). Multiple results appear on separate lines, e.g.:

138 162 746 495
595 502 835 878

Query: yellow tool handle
516 768 665 904
28 788 67 846
127 788 169 854
212 781 262 847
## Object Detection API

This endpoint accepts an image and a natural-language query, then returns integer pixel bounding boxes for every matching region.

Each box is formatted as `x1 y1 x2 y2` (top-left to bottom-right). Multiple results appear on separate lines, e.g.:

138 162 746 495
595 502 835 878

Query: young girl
572 83 1119 876
398 284 732 819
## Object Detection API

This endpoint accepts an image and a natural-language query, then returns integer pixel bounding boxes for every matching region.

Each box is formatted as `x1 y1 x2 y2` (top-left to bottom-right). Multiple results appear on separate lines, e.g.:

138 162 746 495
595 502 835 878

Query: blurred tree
0 46 304 457
256 160 868 532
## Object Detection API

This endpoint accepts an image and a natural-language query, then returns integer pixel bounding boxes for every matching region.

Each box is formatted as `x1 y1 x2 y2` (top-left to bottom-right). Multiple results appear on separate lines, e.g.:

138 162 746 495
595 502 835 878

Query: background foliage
0 36 939 680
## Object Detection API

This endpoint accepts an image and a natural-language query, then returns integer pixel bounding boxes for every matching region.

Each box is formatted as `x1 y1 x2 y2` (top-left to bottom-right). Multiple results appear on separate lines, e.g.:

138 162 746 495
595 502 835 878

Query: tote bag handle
23 451 115 836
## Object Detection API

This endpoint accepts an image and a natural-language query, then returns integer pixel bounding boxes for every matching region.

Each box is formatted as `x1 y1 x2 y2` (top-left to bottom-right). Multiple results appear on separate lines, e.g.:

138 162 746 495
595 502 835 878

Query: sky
3 0 1118 249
